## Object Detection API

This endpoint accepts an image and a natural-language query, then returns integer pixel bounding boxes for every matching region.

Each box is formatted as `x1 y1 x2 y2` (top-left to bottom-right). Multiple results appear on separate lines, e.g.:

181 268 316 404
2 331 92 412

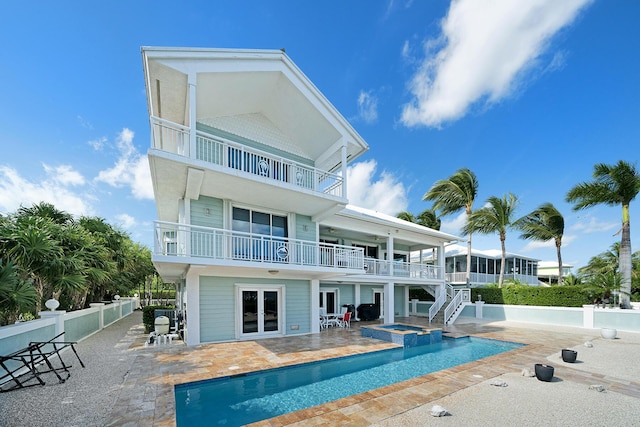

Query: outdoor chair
0 332 85 393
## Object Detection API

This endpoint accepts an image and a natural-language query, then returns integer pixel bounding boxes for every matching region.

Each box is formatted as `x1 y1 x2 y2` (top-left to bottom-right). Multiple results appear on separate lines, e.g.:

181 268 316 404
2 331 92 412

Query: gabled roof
141 46 368 172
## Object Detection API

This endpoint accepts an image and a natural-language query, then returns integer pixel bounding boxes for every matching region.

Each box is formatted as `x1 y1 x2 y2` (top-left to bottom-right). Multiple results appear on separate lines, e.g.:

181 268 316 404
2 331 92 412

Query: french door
374 289 384 319
238 286 283 338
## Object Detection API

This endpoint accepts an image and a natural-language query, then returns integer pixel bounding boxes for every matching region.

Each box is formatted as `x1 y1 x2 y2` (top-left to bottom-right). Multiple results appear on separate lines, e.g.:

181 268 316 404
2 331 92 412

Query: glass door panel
242 290 258 334
263 291 279 332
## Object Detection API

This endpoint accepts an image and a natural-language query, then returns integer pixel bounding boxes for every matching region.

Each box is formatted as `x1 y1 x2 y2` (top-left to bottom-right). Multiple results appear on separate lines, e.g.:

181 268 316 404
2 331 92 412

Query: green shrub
471 285 591 307
142 305 174 333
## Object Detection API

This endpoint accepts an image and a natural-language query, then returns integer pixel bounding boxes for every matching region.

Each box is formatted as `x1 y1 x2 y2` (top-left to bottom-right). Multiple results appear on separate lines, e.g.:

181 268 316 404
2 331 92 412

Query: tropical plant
0 259 38 325
583 271 622 307
566 160 640 308
515 203 565 285
463 193 519 287
424 168 478 284
0 202 158 324
396 208 441 230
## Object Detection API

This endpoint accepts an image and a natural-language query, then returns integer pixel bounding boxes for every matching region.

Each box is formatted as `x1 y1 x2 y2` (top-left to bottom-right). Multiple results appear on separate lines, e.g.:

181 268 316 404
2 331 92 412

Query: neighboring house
537 261 573 285
443 244 540 286
142 47 461 345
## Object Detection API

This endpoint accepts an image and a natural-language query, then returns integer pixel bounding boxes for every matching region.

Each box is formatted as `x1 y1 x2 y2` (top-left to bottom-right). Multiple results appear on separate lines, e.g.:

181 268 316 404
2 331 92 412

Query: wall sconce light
268 270 279 275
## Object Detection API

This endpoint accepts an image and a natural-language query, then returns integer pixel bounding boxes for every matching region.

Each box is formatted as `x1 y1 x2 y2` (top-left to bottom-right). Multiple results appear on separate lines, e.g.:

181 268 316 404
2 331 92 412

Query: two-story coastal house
142 47 461 345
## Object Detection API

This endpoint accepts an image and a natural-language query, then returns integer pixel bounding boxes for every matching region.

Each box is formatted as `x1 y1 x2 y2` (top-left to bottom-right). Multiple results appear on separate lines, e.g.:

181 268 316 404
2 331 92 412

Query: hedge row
470 286 592 307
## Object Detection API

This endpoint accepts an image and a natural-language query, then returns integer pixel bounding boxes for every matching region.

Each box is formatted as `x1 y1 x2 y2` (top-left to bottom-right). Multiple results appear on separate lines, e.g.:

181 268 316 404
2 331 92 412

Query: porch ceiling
143 47 368 172
149 151 346 222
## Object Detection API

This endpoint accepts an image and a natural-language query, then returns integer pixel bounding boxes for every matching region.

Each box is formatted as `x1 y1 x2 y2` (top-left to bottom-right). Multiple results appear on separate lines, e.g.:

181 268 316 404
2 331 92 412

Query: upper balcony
149 117 353 221
151 117 345 198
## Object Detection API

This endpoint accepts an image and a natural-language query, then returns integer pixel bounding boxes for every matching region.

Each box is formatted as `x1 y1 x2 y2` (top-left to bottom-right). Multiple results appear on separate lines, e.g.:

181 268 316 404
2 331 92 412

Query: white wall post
90 302 105 330
38 310 66 341
475 301 484 319
583 304 595 329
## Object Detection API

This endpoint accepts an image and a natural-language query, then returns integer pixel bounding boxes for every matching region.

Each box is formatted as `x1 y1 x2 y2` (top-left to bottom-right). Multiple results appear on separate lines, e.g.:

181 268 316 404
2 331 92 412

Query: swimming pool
175 336 523 426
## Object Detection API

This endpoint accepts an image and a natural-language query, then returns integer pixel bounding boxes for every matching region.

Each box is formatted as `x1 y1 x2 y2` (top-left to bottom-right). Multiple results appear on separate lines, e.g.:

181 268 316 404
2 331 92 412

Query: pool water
175 336 523 426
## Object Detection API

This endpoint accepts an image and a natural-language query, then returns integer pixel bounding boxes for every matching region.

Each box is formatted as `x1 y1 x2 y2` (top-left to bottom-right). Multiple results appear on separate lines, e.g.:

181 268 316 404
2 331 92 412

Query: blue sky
1 0 638 271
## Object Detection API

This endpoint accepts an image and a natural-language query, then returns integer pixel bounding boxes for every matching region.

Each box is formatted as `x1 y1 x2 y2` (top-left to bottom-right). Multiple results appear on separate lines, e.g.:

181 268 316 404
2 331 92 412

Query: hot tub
361 323 443 347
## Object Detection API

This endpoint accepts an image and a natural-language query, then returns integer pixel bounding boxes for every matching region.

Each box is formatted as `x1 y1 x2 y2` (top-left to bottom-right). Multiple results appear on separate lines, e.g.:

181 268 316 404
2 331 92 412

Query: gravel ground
374 371 640 427
0 311 143 427
374 326 640 427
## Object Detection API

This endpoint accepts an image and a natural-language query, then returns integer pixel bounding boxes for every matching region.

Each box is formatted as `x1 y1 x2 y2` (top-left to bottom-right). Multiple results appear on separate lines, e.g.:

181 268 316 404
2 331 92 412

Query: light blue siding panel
200 277 236 343
191 196 224 228
295 214 316 241
284 280 311 334
64 312 100 342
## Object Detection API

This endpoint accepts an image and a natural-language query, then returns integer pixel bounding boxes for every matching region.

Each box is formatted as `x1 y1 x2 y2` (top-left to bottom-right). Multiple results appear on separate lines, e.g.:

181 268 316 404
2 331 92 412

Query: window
232 207 288 261
232 207 288 237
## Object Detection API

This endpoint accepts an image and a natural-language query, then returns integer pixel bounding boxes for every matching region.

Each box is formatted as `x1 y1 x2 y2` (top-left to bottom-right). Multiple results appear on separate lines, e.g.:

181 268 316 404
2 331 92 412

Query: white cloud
520 234 576 252
89 136 107 151
440 211 467 235
115 213 137 229
43 164 85 186
401 0 592 127
346 160 408 215
0 165 93 216
357 90 379 124
95 128 153 200
570 216 618 234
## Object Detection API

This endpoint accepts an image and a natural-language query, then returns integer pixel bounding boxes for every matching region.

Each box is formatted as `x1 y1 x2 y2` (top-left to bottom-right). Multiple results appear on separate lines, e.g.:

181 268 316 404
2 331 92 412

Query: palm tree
0 259 38 325
515 203 565 285
424 168 478 285
566 160 640 309
463 193 519 287
397 208 441 230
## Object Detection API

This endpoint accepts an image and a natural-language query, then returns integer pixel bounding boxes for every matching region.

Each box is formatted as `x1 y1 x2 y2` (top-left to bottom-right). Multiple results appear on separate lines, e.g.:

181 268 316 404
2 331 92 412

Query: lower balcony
363 258 442 281
153 222 365 276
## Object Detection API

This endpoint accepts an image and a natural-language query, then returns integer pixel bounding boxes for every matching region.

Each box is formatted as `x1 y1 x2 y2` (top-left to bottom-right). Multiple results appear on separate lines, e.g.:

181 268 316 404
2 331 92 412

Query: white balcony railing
363 258 442 280
151 117 344 198
154 221 363 270
445 272 539 285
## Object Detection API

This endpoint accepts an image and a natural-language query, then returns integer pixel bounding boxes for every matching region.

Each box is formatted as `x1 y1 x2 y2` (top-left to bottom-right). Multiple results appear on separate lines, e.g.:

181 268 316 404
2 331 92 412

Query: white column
311 279 320 333
341 143 347 198
438 243 445 280
384 281 394 324
387 234 394 276
403 286 410 317
185 267 201 346
188 73 197 158
354 284 361 320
